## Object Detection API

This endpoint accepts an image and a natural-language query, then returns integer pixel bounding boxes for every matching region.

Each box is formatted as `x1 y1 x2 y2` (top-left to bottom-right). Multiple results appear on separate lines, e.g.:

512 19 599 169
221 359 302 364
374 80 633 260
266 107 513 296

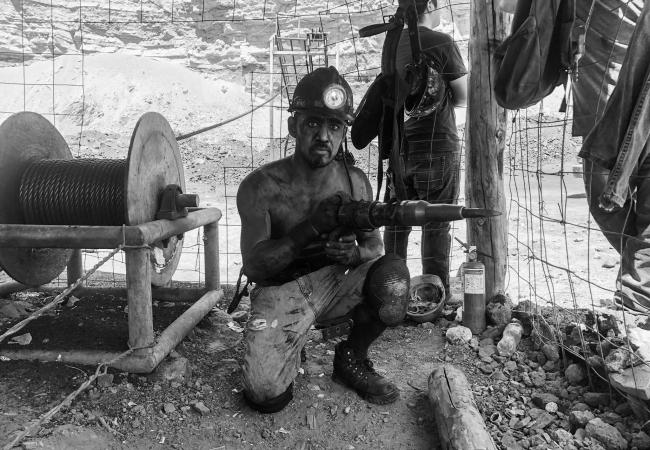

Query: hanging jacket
579 0 650 210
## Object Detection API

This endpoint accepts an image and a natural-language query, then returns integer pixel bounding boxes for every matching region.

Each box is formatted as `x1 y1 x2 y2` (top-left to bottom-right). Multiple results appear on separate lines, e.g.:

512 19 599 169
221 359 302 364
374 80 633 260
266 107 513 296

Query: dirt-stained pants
241 260 377 405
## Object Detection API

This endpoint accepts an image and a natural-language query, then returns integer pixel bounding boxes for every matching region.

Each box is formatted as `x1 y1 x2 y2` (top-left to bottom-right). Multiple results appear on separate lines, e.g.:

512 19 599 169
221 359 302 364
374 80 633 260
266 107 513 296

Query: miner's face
289 113 346 168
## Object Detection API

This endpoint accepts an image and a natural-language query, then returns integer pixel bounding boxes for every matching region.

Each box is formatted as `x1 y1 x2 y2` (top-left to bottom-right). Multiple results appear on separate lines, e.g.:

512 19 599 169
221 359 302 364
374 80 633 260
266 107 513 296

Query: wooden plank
0 224 145 248
203 222 220 291
136 208 222 244
66 249 83 285
0 208 220 249
126 248 154 351
466 0 509 299
428 364 497 450
150 289 223 366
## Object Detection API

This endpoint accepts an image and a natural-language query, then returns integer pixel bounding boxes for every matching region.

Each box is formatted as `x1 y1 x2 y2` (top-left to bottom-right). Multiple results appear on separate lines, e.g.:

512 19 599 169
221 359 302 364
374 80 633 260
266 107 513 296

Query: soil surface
0 288 457 449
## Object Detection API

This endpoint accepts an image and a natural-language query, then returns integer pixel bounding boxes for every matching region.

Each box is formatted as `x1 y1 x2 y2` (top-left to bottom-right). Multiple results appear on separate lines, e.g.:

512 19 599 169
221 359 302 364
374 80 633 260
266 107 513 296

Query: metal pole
269 35 275 158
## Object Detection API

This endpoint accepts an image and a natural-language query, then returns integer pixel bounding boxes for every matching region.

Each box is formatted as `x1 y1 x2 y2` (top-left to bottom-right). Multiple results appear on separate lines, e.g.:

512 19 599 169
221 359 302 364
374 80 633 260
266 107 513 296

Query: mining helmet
288 67 355 125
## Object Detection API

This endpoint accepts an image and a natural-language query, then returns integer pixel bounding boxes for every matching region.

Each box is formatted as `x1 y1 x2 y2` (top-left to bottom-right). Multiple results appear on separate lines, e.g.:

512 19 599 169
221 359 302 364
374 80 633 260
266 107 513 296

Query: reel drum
0 112 74 286
0 111 186 287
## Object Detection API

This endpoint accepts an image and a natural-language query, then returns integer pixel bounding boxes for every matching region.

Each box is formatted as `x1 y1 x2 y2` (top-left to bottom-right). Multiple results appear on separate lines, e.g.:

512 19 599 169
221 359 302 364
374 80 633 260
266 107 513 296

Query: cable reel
0 111 196 287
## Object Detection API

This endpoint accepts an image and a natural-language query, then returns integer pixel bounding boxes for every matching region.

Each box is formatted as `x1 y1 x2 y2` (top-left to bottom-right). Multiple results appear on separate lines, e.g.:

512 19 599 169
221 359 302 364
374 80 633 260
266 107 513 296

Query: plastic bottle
497 322 524 357
462 246 486 334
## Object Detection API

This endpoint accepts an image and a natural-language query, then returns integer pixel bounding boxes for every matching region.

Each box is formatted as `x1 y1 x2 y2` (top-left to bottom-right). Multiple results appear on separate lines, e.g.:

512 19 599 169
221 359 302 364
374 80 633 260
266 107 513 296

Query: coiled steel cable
19 159 127 226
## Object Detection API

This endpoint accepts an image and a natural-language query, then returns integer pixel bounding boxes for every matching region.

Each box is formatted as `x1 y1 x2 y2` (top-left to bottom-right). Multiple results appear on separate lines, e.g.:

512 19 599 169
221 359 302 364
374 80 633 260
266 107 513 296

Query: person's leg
383 169 414 259
242 265 349 413
619 146 650 310
330 254 410 404
414 151 460 291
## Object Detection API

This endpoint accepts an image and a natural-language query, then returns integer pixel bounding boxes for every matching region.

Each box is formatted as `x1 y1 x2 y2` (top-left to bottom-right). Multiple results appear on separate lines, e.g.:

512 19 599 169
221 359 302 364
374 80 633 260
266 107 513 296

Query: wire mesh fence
1 0 649 413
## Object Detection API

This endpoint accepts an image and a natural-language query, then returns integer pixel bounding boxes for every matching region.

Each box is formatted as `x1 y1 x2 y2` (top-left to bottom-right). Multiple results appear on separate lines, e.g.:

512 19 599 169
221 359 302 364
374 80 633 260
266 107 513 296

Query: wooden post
203 222 220 291
126 247 154 351
66 249 83 286
466 0 509 300
428 364 497 450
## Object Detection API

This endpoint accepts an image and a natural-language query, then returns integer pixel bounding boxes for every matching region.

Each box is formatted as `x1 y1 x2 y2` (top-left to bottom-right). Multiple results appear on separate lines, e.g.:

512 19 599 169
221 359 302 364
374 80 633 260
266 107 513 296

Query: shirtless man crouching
236 67 411 413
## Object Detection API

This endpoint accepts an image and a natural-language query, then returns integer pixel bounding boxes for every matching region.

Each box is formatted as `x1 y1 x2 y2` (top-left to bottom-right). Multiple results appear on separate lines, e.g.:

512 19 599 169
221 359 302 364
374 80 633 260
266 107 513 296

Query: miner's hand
324 228 361 267
309 191 352 234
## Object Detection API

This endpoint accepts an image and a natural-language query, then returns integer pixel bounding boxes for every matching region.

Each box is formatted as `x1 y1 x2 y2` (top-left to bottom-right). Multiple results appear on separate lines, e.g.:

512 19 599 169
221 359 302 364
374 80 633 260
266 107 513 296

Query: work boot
332 342 399 405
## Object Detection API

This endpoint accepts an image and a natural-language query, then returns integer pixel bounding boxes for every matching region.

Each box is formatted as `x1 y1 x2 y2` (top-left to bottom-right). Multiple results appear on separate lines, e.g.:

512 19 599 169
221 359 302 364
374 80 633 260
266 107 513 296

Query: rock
554 428 573 443
531 412 554 430
96 373 114 388
631 431 650 450
614 401 632 417
162 403 176 414
532 392 560 409
604 348 633 373
530 371 546 387
545 402 558 413
497 322 524 357
480 325 505 341
602 258 618 269
574 428 586 441
445 325 473 344
583 392 610 408
528 408 546 419
569 410 595 428
152 356 192 383
600 412 623 426
486 294 513 326
0 300 31 319
585 418 627 450
493 370 507 381
565 364 586 385
478 362 494 374
586 355 605 370
478 345 496 359
192 401 210 415
542 343 560 361
629 395 650 421
501 433 524 450
572 402 591 411
628 326 650 362
610 364 650 401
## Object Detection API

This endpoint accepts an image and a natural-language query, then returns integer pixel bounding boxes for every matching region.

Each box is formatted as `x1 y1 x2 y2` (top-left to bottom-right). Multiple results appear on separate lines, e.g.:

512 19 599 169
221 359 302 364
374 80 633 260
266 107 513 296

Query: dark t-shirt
396 27 467 150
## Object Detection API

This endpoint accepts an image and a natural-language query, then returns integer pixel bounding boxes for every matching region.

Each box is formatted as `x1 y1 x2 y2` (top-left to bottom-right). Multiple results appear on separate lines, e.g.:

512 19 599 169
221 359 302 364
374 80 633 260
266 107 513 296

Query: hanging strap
227 268 252 314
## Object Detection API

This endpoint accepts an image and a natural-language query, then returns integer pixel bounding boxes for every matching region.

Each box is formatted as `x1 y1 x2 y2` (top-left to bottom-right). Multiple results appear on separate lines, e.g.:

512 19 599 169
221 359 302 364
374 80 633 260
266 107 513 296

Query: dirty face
289 113 346 169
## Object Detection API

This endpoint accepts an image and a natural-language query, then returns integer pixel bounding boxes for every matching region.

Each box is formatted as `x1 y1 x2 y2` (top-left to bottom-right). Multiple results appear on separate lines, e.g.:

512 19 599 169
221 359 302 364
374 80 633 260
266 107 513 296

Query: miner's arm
237 174 314 283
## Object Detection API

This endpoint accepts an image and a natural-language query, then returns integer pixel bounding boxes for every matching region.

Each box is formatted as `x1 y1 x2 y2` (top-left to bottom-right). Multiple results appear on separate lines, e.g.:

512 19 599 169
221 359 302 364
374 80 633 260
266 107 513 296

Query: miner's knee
363 254 410 326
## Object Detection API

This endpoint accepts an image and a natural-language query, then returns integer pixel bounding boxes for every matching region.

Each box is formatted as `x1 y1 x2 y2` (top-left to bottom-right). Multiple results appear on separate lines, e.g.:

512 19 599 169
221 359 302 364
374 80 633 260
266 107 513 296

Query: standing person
384 0 468 298
236 67 410 413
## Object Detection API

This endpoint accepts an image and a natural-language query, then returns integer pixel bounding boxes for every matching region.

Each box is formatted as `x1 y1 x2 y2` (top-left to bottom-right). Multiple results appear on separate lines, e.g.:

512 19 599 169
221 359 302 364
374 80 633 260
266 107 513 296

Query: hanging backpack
493 0 576 110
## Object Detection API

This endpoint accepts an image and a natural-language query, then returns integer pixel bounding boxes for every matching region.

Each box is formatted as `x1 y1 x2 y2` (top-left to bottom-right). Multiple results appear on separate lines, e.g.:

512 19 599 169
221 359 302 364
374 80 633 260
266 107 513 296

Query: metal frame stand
0 208 222 373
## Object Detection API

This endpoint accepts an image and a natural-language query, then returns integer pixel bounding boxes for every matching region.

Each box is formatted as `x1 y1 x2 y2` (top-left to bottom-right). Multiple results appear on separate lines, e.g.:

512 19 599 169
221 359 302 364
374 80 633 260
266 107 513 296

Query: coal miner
236 67 410 413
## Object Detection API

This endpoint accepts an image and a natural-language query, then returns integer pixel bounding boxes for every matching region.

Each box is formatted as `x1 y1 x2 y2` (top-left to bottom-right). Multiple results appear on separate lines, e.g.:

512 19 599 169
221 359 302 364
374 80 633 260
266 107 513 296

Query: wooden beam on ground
428 364 497 450
466 0 509 299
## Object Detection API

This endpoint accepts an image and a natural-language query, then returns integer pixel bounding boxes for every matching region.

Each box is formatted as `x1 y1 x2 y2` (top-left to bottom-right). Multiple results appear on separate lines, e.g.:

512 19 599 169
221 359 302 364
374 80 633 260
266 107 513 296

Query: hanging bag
493 0 575 110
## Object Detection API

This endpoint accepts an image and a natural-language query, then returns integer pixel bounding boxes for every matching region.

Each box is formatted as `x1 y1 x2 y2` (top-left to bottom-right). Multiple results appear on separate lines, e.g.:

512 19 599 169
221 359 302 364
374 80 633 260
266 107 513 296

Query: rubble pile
439 299 650 450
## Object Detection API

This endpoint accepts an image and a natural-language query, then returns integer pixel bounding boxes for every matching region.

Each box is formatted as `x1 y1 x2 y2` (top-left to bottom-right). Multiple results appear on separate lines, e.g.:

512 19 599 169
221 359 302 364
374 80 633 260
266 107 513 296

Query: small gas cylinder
462 246 486 334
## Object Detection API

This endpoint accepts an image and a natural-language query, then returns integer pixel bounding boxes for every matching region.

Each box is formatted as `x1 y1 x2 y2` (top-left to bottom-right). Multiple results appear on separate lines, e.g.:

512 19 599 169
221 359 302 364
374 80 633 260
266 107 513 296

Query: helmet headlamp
323 84 347 110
